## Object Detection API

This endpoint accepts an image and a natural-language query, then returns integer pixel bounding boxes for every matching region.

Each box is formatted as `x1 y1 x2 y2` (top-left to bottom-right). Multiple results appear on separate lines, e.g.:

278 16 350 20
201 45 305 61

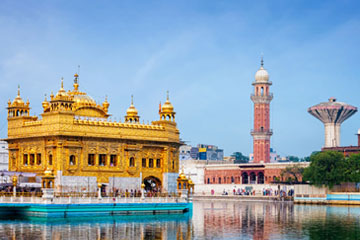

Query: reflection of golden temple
6 74 181 192
41 168 55 189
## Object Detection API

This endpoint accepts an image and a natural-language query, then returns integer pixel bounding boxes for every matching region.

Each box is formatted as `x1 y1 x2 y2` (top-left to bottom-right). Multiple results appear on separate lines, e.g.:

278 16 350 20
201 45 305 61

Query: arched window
207 178 210 184
129 157 135 167
37 154 41 165
99 154 106 166
142 158 146 167
29 154 35 165
261 87 264 96
49 154 53 165
231 176 234 183
149 158 154 168
219 177 221 184
110 155 117 167
23 154 28 166
69 155 76 165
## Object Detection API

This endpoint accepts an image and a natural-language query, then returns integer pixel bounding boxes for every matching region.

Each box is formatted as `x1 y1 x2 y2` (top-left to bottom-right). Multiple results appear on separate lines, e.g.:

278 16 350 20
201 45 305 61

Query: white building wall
0 141 8 171
163 172 178 193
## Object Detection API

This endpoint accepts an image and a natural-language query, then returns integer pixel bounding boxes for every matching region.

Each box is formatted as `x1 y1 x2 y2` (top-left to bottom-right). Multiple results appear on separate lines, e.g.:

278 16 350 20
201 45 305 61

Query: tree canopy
280 164 305 183
303 151 346 188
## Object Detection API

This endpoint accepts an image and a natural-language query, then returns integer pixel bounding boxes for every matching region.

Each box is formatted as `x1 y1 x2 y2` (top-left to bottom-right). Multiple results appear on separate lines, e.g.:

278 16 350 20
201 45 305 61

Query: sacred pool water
0 201 359 239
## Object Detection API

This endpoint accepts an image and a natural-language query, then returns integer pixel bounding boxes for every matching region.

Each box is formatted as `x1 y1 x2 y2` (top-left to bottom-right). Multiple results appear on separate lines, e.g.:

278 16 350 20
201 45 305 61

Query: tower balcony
251 129 273 136
250 94 273 103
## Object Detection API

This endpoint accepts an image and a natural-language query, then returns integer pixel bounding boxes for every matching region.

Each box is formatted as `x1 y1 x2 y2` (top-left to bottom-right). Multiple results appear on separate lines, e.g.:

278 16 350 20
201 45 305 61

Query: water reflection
1 202 360 239
193 201 360 240
0 214 193 240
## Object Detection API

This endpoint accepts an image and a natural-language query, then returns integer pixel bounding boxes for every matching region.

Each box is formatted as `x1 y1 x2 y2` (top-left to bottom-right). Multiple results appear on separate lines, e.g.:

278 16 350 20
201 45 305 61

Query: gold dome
126 95 138 116
56 78 68 97
42 95 49 109
102 96 110 109
44 168 53 176
161 91 174 113
72 93 96 105
179 172 187 180
12 85 24 106
188 178 194 185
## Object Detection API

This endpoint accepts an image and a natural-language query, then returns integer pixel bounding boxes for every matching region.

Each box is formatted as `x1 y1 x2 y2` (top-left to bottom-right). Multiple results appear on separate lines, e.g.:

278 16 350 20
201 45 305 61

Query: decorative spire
131 94 134 106
61 77 64 89
17 85 20 97
73 73 79 91
166 90 169 101
261 54 264 67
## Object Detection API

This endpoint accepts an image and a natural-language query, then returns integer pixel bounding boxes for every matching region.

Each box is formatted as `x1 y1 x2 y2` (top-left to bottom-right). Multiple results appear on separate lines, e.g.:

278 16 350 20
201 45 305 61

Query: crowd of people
209 186 295 197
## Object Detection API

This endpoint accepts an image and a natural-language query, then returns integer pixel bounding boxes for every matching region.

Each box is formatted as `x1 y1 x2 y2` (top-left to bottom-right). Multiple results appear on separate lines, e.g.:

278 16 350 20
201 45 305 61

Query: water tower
308 98 357 148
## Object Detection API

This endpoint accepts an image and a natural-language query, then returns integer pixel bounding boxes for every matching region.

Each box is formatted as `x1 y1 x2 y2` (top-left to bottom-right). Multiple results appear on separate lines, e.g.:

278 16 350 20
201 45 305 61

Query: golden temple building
6 74 181 192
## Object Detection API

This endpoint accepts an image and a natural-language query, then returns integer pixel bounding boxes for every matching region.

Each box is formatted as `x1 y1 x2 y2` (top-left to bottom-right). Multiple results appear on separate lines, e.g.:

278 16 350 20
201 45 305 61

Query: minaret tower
251 58 273 163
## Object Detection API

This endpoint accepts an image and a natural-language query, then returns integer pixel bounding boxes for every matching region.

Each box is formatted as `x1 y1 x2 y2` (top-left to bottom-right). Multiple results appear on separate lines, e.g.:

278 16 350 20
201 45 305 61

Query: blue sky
0 0 360 157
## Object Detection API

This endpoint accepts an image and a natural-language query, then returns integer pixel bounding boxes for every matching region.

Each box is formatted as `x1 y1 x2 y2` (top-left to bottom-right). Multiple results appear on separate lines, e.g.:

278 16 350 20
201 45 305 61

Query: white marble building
0 141 8 171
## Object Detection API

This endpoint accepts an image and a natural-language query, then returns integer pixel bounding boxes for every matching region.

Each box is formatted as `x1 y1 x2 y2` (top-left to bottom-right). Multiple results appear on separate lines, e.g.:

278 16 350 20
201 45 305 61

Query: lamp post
141 183 145 200
12 175 18 197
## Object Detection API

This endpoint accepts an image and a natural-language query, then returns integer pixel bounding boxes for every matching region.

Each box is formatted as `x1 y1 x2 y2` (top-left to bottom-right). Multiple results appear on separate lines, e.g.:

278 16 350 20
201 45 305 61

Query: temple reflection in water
0 214 193 240
1 202 360 239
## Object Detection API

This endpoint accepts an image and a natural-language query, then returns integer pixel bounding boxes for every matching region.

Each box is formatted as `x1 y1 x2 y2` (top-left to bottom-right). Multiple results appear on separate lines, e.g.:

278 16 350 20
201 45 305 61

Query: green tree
280 164 305 183
288 156 300 162
343 153 360 183
303 151 345 188
231 152 249 164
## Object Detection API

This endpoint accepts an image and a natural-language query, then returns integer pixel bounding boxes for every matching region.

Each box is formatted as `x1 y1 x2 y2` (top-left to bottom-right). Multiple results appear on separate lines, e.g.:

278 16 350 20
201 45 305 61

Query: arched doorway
250 172 256 184
143 176 161 191
257 172 264 184
242 172 248 184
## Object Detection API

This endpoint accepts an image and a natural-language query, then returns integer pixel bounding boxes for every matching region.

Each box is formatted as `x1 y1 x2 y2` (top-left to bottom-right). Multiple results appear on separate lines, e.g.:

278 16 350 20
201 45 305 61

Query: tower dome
125 95 139 123
56 78 68 97
159 91 176 121
42 94 49 111
254 58 269 83
161 92 174 113
12 85 24 106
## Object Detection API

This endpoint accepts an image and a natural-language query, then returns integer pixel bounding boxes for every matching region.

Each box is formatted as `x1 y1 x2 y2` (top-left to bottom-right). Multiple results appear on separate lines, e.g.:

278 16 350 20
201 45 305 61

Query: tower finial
61 77 64 89
261 54 264 67
131 95 134 105
166 90 169 101
17 85 20 96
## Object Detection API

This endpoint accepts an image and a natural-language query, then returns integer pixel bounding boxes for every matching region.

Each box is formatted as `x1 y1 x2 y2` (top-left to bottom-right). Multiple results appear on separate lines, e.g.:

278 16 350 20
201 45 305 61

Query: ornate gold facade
6 74 181 191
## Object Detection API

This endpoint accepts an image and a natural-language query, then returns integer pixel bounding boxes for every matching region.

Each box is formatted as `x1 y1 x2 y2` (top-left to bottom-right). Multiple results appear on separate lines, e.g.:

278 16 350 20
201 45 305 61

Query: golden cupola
160 91 176 121
66 73 109 118
49 78 74 112
55 78 69 99
12 85 25 106
42 94 50 112
7 85 30 118
125 95 140 123
102 96 110 113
